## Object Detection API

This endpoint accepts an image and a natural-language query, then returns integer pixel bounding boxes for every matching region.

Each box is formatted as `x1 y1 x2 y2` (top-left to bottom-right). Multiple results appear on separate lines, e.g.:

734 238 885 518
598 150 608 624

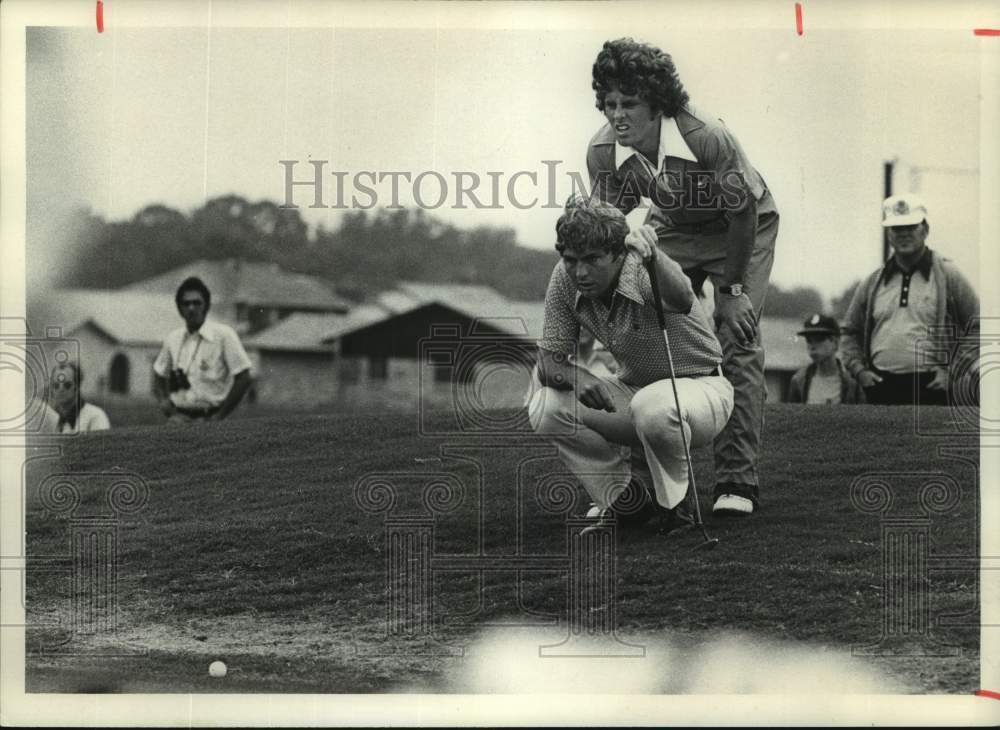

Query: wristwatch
719 283 745 297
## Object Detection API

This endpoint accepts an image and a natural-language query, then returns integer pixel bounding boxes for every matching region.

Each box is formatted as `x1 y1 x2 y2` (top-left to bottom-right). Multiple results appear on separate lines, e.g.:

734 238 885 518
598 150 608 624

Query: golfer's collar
881 247 933 284
614 255 646 305
614 116 698 172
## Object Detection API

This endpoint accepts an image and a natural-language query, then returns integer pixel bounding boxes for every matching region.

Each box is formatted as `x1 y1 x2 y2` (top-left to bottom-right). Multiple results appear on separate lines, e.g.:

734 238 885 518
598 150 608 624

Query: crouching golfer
529 197 734 533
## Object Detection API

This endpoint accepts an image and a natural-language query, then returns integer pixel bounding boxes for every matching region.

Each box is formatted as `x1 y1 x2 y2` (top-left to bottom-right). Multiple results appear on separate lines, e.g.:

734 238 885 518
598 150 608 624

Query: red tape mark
96 1 104 33
795 3 803 35
975 689 1000 700
973 28 1000 36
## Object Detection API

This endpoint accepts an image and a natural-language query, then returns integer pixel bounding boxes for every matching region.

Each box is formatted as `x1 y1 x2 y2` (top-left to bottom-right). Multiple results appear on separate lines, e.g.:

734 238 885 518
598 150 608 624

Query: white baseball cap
882 194 928 227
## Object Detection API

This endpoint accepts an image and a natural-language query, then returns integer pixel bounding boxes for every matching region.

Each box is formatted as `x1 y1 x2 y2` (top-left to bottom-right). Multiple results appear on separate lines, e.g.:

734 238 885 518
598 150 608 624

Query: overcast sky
25 13 986 303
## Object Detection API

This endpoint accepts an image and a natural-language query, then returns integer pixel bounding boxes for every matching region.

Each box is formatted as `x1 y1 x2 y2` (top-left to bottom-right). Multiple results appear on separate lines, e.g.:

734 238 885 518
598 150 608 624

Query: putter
645 253 720 551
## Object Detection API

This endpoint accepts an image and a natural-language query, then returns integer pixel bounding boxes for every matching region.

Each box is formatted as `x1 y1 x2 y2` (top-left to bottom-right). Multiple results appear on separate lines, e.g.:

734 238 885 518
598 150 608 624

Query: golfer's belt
663 215 729 235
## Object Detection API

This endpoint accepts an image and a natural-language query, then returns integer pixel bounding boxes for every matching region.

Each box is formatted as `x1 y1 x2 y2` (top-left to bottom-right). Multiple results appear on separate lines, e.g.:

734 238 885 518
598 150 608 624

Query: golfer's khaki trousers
657 210 780 491
528 375 734 510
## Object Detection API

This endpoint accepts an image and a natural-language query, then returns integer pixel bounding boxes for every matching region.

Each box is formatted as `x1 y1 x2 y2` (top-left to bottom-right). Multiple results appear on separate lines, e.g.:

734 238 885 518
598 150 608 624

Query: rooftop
30 290 193 346
245 305 398 352
122 258 352 312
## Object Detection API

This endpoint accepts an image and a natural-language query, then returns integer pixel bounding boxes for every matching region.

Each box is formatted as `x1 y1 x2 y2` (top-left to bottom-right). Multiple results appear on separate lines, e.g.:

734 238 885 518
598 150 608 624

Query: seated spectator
45 361 111 433
787 314 863 405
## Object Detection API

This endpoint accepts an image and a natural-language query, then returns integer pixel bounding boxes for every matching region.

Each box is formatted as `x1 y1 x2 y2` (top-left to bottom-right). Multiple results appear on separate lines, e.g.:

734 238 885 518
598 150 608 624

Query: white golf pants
528 375 734 510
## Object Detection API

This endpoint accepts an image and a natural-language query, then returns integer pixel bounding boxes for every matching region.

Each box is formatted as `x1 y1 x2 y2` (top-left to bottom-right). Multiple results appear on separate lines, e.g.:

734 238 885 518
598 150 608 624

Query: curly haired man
586 38 779 517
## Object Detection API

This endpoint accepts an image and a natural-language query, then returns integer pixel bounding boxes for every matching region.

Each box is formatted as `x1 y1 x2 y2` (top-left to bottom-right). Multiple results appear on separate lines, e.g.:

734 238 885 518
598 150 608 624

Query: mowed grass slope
24 404 980 693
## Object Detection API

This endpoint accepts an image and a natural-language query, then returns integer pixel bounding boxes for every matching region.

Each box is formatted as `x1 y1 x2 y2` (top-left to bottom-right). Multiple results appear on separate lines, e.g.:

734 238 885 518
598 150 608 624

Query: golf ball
209 660 227 678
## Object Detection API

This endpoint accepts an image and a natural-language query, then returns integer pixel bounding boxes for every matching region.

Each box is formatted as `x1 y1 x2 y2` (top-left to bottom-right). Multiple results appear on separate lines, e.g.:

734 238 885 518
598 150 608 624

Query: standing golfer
586 38 779 516
529 197 734 532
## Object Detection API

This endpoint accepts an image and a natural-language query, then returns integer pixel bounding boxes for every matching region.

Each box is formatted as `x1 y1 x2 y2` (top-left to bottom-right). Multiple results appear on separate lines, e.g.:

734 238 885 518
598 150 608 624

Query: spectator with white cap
841 194 979 406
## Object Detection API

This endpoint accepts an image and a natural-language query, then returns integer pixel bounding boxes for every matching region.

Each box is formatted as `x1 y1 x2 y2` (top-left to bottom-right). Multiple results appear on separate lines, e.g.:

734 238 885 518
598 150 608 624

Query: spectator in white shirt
153 276 253 423
44 361 111 433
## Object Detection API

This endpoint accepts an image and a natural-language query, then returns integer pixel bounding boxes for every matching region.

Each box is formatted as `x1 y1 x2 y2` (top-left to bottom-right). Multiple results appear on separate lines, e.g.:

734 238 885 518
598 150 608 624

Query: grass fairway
23 403 980 694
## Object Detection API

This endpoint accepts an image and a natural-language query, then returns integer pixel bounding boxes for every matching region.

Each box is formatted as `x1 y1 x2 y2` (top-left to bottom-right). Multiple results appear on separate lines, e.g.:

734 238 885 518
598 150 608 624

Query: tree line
56 195 852 315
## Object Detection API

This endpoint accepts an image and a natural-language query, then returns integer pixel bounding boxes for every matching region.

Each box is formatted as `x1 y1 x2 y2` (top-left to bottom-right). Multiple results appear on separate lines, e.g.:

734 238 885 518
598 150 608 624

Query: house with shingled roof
28 258 351 404
29 269 814 414
243 282 546 410
29 289 218 401
243 284 809 410
122 258 352 334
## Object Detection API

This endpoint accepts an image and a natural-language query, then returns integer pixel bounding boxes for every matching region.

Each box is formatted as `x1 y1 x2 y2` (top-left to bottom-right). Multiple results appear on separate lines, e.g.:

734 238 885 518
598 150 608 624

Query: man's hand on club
624 225 658 260
577 378 616 412
856 369 883 388
715 291 757 345
926 368 949 391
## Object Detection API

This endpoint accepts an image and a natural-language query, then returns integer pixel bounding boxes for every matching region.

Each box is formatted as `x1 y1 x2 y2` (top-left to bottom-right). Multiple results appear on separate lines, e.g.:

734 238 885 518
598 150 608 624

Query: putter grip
645 256 668 330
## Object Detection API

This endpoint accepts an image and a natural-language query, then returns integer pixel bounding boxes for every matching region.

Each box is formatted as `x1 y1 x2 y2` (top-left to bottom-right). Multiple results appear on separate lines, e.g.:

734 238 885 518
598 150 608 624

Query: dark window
109 353 130 394
248 307 272 333
369 356 388 380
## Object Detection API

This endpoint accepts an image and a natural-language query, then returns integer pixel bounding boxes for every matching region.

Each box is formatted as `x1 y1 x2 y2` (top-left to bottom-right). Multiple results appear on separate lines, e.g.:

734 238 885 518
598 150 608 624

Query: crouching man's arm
627 225 695 314
536 347 617 413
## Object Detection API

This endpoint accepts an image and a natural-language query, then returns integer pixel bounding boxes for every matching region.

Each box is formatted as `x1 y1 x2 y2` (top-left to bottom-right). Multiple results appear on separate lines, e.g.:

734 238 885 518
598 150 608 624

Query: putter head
693 536 720 551
692 525 720 551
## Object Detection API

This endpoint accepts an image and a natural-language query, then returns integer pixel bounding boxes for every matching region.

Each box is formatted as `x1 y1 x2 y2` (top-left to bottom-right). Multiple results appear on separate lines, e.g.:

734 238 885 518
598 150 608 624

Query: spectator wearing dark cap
841 194 979 406
787 314 863 405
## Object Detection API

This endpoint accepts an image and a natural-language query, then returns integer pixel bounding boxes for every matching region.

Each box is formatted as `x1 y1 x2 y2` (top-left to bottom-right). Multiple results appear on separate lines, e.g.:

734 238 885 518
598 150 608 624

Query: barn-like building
28 260 813 418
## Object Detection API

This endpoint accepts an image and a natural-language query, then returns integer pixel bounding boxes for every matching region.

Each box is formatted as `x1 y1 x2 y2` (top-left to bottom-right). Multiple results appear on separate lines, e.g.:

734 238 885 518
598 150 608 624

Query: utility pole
882 159 895 262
